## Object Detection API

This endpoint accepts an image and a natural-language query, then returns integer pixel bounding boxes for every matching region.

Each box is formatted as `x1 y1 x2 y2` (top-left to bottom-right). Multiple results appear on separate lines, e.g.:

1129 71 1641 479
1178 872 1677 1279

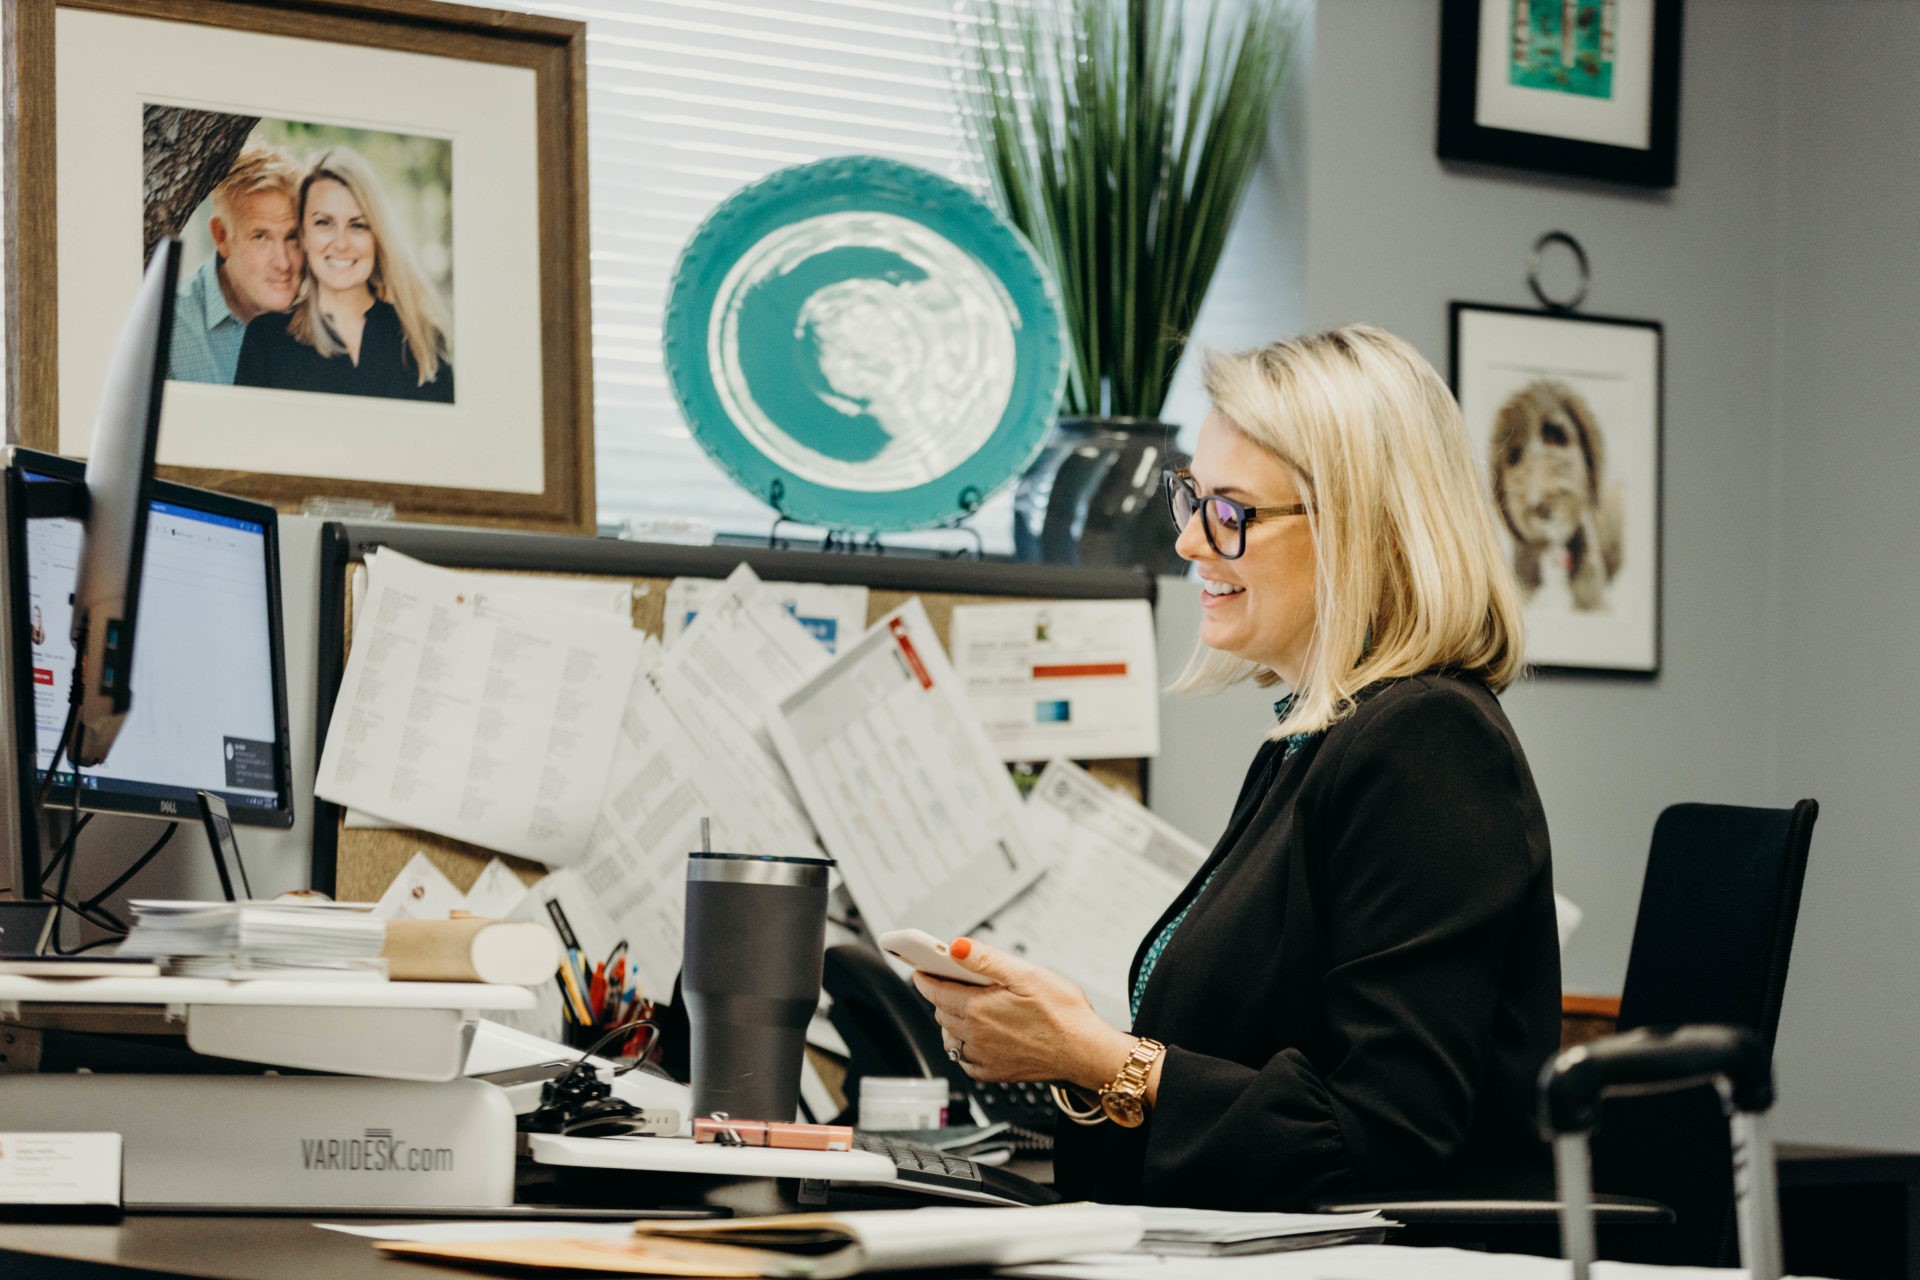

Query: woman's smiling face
1177 410 1319 687
302 178 375 295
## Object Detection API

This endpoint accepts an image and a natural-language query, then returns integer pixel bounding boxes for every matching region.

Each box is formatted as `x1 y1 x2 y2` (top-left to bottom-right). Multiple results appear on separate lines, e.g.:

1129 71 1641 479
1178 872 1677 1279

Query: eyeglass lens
1167 476 1247 559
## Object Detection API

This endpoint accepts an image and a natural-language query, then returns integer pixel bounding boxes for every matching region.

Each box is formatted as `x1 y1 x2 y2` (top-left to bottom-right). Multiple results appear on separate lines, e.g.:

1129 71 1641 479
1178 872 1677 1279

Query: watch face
1100 1089 1146 1129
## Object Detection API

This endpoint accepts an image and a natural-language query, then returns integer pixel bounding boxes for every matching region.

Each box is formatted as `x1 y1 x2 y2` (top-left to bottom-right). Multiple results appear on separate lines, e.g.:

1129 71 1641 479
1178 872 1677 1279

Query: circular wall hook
1527 231 1591 312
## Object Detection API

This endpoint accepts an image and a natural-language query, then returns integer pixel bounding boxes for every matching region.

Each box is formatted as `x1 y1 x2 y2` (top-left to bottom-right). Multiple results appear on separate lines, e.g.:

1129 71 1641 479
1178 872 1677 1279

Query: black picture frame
1437 0 1684 187
1450 302 1663 677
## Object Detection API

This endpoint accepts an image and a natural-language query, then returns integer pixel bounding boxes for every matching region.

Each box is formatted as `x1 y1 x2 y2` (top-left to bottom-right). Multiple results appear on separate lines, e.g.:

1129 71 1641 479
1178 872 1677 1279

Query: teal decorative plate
663 157 1067 532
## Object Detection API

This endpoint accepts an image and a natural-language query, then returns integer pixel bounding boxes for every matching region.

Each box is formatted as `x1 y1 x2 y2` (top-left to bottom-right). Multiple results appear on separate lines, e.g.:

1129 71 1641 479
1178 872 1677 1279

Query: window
465 0 1291 551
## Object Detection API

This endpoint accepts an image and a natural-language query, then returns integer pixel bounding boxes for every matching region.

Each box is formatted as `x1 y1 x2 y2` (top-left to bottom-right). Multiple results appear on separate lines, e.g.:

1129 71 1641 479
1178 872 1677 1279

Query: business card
0 1133 122 1206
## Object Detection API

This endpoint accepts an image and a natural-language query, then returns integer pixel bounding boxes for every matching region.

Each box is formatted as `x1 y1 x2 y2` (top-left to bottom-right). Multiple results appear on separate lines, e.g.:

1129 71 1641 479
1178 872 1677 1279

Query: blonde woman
914 326 1561 1209
235 147 452 402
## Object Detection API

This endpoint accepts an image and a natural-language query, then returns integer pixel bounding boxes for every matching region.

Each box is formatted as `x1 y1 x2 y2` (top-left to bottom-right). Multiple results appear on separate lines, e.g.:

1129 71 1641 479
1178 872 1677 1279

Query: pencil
557 952 593 1025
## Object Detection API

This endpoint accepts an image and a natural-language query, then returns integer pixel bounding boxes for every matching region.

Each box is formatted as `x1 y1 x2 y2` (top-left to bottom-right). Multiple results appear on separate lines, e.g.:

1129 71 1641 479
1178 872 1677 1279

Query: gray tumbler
682 850 833 1121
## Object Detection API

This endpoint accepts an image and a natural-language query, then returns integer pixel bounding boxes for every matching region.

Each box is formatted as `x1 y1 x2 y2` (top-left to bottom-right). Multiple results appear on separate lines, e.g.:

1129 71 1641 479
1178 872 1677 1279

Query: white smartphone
878 928 992 986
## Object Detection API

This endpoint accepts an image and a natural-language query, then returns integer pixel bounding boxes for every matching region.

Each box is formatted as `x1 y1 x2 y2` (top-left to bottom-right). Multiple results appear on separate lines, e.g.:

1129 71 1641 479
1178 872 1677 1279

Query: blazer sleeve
1140 682 1543 1206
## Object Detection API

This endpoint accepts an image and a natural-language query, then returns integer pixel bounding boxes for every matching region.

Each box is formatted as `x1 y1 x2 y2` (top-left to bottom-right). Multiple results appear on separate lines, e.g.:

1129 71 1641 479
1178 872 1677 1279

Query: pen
589 961 607 1023
603 955 626 1023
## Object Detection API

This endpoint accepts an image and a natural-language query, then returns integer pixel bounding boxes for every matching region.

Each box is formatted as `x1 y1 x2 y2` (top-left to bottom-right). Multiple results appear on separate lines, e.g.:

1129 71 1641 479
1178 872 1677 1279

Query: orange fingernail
949 938 973 959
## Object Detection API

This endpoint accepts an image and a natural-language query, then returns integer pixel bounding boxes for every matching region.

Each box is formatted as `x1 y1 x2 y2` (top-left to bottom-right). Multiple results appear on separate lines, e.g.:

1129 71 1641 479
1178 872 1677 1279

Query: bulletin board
309 522 1160 904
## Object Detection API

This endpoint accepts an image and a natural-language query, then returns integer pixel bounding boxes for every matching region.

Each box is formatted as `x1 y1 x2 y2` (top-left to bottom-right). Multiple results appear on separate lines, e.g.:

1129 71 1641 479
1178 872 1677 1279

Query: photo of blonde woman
235 147 453 402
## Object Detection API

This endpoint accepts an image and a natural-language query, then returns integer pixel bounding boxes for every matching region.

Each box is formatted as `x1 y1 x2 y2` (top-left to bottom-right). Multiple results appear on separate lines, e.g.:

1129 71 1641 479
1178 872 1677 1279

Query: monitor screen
8 450 294 827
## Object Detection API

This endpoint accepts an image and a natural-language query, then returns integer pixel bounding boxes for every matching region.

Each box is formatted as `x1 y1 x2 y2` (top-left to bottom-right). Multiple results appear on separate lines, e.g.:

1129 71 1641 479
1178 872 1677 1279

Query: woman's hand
910 937 1136 1090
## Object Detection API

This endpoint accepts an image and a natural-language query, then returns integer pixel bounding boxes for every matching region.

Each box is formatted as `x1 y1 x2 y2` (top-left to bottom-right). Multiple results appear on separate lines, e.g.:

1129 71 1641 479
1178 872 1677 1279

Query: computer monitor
68 238 179 767
6 448 295 837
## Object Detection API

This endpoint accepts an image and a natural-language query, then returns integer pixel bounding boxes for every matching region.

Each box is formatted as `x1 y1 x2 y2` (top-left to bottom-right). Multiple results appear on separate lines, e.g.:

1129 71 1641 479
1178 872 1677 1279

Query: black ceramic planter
1011 417 1185 573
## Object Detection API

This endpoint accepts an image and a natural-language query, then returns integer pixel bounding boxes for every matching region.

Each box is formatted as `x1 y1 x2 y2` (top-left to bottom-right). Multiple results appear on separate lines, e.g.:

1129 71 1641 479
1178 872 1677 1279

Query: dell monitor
6 448 296 843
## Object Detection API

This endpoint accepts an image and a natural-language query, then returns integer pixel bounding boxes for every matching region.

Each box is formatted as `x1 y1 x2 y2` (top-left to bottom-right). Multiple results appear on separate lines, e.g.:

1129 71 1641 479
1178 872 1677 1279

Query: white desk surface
0 976 534 1009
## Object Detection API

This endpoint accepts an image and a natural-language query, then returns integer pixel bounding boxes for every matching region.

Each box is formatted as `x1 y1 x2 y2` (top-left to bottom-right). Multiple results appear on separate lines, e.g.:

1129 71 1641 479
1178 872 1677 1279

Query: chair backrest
1594 799 1819 1267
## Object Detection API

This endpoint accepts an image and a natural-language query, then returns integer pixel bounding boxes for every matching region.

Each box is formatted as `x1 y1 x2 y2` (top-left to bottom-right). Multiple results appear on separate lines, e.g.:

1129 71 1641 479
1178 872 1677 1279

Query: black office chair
1320 798 1819 1266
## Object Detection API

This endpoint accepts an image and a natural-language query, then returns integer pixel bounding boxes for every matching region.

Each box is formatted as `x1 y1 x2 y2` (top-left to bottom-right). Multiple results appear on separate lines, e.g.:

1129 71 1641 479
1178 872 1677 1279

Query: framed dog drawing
1451 303 1662 676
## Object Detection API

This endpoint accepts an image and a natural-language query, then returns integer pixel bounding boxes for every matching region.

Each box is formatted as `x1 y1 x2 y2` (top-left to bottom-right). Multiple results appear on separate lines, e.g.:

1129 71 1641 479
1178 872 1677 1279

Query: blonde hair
1179 324 1525 740
208 147 301 226
288 147 449 385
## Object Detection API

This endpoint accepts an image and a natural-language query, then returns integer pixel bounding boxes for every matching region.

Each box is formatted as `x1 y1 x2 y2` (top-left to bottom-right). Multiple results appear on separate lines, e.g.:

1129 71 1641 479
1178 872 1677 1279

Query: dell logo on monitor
159 800 179 815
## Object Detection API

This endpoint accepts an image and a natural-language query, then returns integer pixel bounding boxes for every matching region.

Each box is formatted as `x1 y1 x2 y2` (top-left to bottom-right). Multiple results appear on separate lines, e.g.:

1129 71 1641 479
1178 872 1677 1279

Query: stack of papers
119 900 388 979
373 1203 1144 1276
1134 1207 1396 1256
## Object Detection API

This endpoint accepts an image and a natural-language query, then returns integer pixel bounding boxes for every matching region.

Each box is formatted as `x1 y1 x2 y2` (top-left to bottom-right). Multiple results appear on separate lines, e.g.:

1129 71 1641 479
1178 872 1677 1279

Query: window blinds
463 0 1282 549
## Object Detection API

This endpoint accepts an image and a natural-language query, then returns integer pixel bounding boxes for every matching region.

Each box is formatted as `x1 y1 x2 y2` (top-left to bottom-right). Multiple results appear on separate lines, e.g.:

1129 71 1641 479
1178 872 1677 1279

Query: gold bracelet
1049 1083 1107 1126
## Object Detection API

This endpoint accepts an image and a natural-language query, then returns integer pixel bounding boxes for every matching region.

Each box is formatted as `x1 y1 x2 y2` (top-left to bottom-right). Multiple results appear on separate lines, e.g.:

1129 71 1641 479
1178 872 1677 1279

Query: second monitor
6 448 295 849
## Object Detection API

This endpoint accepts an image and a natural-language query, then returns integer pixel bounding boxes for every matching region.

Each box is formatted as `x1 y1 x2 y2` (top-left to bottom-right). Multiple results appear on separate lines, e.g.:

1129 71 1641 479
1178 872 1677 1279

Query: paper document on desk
1132 1206 1395 1255
769 598 1046 943
316 549 649 865
976 760 1206 1026
344 552 638 830
663 574 868 655
375 1203 1144 1276
1006 1242 1709 1280
949 599 1160 761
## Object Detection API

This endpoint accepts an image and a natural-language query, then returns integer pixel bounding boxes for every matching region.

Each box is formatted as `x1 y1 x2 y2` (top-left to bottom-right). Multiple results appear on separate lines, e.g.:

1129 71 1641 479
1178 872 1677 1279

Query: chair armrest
1310 1192 1674 1227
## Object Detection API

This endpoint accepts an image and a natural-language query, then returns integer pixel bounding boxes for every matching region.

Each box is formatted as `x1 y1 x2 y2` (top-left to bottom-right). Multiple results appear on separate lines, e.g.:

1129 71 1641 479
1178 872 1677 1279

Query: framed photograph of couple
4 0 595 531
1437 0 1684 187
1450 302 1663 677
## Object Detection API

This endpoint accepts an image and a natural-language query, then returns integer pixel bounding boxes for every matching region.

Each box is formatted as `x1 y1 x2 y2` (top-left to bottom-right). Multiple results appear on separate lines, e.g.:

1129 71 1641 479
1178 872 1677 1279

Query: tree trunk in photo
143 106 258 260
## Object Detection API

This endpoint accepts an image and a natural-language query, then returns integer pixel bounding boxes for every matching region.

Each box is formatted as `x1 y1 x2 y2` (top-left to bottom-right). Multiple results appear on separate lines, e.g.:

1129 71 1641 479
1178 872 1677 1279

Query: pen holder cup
682 851 833 1123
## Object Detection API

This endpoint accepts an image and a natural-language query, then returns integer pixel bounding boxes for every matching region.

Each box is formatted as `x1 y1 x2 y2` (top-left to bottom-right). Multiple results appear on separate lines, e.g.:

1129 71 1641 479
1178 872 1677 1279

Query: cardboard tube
382 918 561 984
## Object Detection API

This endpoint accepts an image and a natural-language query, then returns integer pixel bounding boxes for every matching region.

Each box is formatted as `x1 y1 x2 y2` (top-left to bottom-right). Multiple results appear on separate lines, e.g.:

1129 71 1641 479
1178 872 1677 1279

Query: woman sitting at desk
235 147 454 403
914 325 1561 1209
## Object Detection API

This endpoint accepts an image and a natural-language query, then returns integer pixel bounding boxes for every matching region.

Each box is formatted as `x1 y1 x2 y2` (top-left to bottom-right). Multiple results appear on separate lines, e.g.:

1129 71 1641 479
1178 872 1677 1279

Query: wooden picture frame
1437 0 1683 188
1451 302 1663 677
4 0 595 532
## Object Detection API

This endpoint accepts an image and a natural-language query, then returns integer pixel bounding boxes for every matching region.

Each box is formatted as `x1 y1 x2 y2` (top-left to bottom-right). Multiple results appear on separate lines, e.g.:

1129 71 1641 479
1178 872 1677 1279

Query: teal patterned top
1129 695 1319 1023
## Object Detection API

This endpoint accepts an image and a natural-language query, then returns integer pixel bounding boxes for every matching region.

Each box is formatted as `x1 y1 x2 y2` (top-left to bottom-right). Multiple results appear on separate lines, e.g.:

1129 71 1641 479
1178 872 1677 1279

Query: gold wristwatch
1098 1037 1166 1128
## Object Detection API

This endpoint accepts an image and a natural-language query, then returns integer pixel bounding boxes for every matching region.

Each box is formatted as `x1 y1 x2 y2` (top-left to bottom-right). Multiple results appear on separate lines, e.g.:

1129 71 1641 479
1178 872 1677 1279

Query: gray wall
1161 0 1914 1149
1767 0 1920 1151
1301 0 1788 1004
1156 0 1920 1149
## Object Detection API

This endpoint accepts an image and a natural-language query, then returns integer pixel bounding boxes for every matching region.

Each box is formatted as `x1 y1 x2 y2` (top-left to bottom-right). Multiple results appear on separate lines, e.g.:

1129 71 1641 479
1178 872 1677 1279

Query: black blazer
1053 671 1561 1208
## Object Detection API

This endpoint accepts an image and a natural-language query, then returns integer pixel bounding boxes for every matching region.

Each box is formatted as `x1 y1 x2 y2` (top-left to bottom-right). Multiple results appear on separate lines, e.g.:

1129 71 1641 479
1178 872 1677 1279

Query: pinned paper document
576 660 822 997
976 760 1206 1025
664 575 868 655
371 851 466 922
315 549 651 865
652 563 833 827
948 600 1161 761
461 858 531 918
350 550 634 636
343 553 641 831
770 598 1046 942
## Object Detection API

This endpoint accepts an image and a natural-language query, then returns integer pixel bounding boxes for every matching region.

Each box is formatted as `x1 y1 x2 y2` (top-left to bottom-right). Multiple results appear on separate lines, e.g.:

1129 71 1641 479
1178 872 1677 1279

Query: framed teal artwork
662 157 1067 533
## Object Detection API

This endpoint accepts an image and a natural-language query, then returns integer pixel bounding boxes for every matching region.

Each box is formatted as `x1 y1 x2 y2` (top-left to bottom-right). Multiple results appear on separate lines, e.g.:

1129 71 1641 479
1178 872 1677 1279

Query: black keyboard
849 1133 1061 1206
853 1132 984 1193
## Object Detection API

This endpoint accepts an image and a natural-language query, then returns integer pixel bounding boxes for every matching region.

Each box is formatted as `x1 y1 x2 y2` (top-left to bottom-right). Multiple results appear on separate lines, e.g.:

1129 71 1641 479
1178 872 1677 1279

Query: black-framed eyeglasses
1164 468 1314 560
